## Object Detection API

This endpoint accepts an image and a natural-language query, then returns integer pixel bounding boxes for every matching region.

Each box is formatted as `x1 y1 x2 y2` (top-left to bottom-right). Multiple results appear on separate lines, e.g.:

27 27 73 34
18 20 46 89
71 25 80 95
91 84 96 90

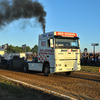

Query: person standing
95 52 99 65
84 53 88 65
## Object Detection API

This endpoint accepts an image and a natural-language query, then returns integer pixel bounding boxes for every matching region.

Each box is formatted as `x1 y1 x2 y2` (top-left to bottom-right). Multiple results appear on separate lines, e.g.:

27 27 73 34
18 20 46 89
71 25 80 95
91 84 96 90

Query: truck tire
43 64 50 76
23 63 28 72
65 71 74 76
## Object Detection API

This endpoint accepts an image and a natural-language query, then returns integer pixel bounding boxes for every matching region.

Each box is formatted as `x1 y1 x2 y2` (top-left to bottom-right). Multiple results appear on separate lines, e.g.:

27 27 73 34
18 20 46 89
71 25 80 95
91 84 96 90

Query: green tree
7 45 14 53
7 45 32 53
15 46 23 53
26 46 31 52
32 45 38 54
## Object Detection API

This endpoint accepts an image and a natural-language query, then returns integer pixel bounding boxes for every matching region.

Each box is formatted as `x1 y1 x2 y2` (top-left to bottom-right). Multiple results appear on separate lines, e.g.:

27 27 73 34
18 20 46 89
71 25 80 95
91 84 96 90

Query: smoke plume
0 0 46 33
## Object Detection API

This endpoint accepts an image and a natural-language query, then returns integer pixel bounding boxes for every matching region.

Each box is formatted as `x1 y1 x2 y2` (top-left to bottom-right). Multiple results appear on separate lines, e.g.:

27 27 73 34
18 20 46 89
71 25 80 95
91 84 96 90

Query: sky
0 0 100 53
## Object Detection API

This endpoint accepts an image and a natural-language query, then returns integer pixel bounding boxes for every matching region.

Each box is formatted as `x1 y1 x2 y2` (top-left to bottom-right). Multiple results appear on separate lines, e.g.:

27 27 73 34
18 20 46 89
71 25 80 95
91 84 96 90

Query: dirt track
0 67 100 100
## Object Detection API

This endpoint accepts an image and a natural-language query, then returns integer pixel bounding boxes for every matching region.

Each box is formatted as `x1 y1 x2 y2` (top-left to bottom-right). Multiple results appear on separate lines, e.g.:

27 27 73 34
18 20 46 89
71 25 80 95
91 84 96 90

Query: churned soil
0 66 100 100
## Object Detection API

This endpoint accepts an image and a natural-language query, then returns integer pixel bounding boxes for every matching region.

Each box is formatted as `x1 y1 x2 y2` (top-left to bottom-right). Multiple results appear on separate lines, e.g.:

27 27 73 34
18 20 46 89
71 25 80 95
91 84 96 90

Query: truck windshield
55 37 79 49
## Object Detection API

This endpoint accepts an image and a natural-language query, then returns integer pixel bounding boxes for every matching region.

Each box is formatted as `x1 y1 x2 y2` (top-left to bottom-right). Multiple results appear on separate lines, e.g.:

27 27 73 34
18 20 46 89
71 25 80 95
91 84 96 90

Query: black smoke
0 0 46 33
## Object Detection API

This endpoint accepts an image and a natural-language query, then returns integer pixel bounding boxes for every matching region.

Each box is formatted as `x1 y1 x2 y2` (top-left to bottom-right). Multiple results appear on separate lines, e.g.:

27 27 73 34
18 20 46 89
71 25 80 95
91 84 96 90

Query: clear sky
0 0 100 53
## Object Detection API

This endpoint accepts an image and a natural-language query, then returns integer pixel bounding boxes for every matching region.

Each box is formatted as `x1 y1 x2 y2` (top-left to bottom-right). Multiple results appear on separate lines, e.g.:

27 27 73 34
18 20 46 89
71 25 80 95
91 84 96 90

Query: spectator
98 54 100 65
84 53 88 65
95 52 99 65
81 52 100 66
89 53 93 65
89 52 95 65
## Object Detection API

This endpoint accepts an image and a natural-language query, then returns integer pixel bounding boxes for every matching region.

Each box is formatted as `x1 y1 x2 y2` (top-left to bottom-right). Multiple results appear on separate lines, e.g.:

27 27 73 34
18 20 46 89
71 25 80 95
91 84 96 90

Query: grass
0 78 66 100
0 78 27 98
81 65 100 73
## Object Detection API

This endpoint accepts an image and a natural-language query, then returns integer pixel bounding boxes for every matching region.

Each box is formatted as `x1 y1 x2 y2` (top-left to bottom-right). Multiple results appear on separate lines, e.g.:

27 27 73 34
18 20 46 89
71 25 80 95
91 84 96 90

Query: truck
23 31 81 76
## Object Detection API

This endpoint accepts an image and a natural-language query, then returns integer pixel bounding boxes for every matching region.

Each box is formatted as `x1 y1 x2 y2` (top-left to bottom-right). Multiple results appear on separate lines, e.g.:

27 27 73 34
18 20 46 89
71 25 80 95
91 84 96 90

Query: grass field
0 78 38 100
81 65 100 73
0 78 66 100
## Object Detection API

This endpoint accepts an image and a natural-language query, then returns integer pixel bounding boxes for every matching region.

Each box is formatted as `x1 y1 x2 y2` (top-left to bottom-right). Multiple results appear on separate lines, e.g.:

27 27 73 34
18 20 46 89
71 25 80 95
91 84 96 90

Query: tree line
6 45 38 54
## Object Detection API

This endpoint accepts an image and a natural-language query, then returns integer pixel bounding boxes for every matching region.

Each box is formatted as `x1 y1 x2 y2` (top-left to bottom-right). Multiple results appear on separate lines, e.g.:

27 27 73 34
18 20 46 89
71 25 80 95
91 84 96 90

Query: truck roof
39 31 77 39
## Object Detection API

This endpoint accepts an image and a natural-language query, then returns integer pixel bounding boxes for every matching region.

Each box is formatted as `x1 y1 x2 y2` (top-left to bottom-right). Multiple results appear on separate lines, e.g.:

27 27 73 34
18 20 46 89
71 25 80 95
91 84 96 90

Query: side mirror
50 39 54 47
78 40 80 47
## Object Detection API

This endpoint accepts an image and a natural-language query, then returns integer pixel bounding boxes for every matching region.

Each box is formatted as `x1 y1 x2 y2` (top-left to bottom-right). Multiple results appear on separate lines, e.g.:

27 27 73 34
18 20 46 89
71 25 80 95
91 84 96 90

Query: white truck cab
25 31 81 76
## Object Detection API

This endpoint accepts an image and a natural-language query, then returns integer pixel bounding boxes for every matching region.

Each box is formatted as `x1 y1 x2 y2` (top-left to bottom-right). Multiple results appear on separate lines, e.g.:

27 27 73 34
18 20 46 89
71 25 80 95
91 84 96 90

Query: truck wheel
43 64 50 76
23 63 28 72
65 71 74 76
